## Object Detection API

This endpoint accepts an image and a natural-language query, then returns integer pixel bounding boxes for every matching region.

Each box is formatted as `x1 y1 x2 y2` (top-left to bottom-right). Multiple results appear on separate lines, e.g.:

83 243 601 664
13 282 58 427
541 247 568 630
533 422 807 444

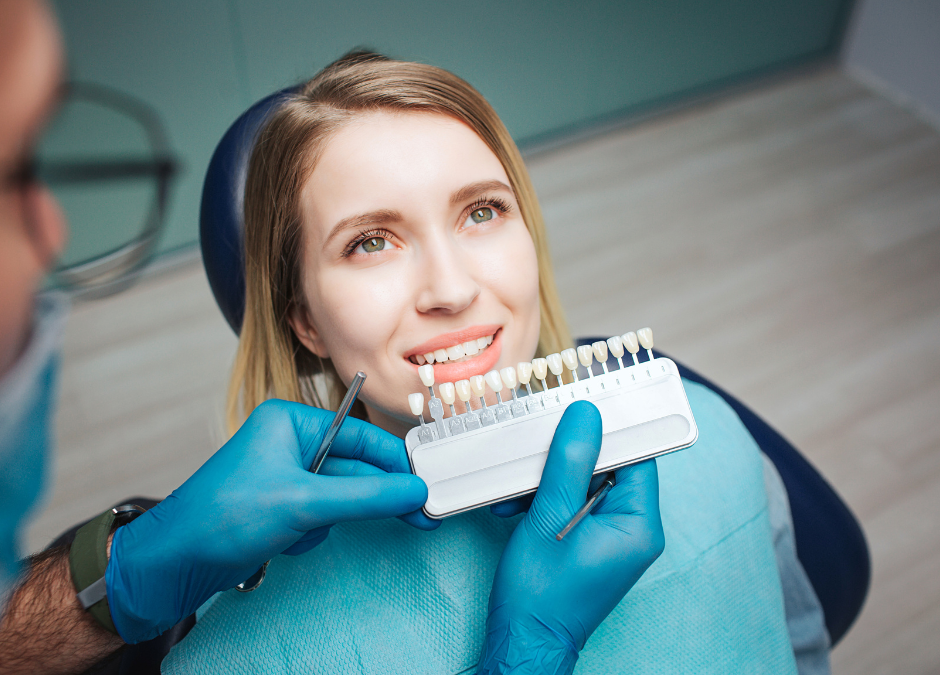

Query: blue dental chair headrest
200 88 295 334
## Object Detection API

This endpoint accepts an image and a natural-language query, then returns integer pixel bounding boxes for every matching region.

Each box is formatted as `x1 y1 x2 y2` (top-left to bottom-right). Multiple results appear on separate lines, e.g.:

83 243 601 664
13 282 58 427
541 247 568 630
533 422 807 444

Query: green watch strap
69 509 118 634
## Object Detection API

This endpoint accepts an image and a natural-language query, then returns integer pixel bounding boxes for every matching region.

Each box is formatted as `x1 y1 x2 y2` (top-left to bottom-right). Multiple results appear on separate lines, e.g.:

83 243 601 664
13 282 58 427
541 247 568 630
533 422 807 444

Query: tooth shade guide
577 345 595 377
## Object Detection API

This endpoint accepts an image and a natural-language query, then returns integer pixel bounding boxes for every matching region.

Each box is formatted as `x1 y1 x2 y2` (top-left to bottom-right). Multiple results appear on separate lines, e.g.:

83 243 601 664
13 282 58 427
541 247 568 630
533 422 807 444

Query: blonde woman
164 53 826 674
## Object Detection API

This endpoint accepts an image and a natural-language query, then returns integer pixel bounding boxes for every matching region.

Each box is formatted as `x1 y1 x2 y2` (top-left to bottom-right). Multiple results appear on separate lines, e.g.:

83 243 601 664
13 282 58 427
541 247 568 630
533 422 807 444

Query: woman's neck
363 403 414 440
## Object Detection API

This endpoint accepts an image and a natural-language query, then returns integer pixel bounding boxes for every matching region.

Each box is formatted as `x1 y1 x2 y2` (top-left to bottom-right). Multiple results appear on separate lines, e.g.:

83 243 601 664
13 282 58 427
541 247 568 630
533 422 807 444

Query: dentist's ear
288 304 331 359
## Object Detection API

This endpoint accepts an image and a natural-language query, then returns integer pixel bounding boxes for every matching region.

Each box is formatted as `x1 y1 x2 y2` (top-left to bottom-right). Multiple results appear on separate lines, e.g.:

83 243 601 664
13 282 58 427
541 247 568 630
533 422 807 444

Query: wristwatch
69 504 147 634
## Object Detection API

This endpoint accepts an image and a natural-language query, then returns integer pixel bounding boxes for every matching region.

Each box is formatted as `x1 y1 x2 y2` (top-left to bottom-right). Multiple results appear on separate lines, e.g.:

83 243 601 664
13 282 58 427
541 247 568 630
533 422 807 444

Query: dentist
0 2 663 673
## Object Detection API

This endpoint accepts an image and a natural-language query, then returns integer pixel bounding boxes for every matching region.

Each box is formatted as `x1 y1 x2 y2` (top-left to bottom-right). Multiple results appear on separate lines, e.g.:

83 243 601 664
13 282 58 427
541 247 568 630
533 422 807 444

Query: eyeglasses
33 82 180 297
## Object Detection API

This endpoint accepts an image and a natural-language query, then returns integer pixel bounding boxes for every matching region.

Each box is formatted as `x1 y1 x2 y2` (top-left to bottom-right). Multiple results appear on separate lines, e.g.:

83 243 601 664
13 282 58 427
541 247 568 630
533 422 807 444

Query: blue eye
357 237 387 254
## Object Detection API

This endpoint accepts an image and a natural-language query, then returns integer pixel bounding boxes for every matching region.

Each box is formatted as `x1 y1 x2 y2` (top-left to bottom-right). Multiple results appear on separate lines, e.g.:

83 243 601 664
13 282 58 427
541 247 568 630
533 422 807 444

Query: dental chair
68 88 870 674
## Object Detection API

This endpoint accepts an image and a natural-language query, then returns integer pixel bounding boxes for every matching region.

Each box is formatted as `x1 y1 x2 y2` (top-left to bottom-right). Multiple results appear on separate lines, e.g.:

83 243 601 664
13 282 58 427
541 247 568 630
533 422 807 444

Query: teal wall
52 0 850 262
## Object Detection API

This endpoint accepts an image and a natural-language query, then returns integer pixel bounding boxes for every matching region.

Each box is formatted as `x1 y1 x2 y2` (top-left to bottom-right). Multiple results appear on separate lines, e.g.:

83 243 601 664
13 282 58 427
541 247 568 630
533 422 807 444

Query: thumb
528 401 603 532
292 473 428 531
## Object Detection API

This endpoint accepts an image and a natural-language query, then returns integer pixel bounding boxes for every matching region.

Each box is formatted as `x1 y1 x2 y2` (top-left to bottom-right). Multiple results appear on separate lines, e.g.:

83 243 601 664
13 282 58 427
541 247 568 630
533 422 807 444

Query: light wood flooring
26 67 940 674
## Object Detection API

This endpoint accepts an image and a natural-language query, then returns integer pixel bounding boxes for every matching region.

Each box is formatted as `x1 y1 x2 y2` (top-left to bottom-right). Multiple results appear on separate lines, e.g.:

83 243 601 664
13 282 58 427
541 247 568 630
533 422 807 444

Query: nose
22 183 67 271
414 233 480 316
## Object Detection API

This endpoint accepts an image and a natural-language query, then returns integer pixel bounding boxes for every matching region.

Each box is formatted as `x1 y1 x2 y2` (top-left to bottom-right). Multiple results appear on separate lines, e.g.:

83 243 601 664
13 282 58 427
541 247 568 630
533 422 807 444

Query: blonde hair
227 52 571 435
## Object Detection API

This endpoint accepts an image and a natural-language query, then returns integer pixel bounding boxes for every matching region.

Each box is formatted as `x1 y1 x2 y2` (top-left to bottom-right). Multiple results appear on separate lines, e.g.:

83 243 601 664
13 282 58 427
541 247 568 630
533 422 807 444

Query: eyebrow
450 179 514 206
323 179 515 247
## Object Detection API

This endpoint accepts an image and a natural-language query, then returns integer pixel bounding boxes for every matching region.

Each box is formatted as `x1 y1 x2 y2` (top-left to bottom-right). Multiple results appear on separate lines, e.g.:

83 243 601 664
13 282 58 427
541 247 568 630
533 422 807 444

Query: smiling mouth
407 331 497 366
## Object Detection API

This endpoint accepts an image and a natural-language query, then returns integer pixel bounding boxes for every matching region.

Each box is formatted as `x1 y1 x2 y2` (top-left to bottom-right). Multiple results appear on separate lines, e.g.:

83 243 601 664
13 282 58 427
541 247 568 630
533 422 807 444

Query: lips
406 325 503 382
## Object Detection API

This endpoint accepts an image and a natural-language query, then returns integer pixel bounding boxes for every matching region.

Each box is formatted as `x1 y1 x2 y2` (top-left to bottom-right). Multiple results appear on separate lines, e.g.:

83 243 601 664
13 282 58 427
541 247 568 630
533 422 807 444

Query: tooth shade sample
438 381 456 405
469 375 486 397
415 354 426 365
484 370 504 392
606 336 624 358
423 352 435 365
532 358 548 380
516 361 533 384
463 339 479 356
500 366 518 389
486 334 493 345
545 353 564 376
577 345 594 368
446 344 465 360
592 341 608 363
434 348 448 363
418 364 435 387
408 392 425 416
455 379 473 402
561 348 579 371
637 327 654 349
622 331 639 354
476 337 488 350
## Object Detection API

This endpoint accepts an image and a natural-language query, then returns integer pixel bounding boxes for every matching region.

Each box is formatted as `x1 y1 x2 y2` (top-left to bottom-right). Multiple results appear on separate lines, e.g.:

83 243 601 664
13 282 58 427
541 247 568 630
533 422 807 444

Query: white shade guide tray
408 392 425 416
418 364 435 387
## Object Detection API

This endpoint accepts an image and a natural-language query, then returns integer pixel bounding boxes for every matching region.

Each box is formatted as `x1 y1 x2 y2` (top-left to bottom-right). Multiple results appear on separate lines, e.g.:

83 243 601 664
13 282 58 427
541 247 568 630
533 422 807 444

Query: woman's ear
288 305 331 359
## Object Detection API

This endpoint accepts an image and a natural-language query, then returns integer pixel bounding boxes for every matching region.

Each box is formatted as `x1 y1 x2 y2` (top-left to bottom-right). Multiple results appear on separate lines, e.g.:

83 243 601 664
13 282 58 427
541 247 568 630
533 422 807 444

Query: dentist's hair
227 51 571 434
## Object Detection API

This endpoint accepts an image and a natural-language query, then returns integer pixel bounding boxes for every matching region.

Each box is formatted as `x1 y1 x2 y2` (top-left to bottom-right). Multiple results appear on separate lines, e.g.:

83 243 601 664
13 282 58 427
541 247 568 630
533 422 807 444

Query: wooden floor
26 67 940 674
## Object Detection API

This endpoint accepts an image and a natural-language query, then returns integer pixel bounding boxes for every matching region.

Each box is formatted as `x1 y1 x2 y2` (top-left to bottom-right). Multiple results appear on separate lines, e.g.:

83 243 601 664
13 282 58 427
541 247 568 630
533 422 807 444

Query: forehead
0 0 63 161
302 112 509 224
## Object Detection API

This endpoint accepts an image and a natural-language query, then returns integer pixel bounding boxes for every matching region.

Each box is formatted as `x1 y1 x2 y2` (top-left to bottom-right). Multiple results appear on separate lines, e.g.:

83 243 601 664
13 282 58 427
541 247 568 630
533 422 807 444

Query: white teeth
486 334 493 345
577 344 594 368
484 370 503 392
438 381 456 405
415 354 426 365
637 327 654 350
516 361 533 384
532 357 548 380
455 379 473 402
500 366 518 390
606 336 624 358
561 348 579 371
477 337 488 350
418 364 435 387
546 353 564 376
434 348 448 363
622 331 639 354
446 344 465 360
463 339 479 356
423 352 436 365
592 341 608 363
408 392 425 416
469 374 486 397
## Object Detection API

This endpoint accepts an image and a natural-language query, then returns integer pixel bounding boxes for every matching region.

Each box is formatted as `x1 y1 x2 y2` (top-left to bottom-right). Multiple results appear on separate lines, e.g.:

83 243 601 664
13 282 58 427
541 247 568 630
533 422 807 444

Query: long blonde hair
227 52 571 435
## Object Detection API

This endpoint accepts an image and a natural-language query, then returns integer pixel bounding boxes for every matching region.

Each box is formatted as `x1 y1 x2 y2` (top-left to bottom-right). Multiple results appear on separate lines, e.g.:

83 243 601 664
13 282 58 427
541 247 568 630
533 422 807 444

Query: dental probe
556 473 616 541
310 371 366 474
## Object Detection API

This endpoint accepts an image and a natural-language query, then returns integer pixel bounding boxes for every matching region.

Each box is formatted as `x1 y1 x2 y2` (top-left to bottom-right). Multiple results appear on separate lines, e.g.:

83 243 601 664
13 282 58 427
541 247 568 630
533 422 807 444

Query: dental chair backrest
199 90 870 647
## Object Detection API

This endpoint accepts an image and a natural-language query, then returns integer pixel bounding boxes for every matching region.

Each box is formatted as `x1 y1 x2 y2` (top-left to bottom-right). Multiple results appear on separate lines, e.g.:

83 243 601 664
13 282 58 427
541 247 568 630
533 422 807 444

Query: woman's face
292 111 541 436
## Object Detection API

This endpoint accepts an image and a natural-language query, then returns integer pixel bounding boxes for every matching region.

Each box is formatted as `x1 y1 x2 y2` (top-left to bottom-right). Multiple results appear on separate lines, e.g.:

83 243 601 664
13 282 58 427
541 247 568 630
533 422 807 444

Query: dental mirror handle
310 371 366 474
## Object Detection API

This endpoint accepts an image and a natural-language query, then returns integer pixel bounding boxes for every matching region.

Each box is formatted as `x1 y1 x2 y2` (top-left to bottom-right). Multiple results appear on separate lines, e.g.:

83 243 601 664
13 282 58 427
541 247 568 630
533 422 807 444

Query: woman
164 53 826 674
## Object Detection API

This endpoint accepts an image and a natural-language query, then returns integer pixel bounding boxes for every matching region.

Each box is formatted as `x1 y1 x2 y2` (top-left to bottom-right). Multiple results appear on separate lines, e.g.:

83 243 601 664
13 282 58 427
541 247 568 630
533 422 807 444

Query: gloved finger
595 459 660 518
291 473 428 531
528 401 603 532
282 526 332 556
399 508 441 531
490 494 533 518
318 456 385 477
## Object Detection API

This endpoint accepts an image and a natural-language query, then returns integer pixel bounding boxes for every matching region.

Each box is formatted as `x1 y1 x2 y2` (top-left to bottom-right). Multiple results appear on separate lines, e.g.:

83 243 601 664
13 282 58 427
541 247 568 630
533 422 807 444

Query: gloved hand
106 399 434 643
478 401 664 675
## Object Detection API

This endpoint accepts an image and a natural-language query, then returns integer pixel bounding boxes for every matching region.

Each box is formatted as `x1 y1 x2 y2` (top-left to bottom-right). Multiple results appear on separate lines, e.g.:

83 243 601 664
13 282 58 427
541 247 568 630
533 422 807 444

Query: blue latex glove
106 399 434 643
478 401 664 675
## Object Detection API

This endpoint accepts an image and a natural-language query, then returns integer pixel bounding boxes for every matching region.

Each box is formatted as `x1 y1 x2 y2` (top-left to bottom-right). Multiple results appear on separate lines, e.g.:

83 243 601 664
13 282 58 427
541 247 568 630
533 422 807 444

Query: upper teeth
411 334 494 365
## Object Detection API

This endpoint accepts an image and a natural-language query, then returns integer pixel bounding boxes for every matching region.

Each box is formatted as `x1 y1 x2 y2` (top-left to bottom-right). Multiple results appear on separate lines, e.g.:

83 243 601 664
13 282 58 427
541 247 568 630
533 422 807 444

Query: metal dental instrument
310 371 366 474
556 473 615 541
